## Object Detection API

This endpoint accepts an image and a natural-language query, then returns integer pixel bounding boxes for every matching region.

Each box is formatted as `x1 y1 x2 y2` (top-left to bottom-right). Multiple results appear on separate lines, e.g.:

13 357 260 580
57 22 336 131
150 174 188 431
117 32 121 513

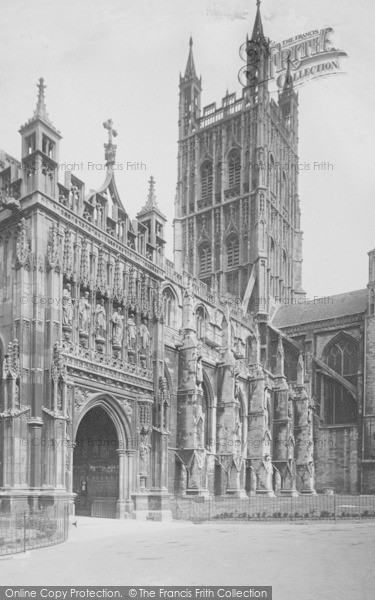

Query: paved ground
0 517 374 599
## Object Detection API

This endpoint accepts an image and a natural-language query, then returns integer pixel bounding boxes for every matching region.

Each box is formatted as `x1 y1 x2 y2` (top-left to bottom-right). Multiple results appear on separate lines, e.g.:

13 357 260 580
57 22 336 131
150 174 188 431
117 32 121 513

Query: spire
137 176 166 219
103 118 118 166
147 175 157 209
33 78 53 125
20 78 61 134
184 36 197 79
251 0 264 41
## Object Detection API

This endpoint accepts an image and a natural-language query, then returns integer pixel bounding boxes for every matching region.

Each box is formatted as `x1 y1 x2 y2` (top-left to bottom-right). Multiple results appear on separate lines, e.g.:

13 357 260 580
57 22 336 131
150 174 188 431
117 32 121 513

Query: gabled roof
271 289 367 329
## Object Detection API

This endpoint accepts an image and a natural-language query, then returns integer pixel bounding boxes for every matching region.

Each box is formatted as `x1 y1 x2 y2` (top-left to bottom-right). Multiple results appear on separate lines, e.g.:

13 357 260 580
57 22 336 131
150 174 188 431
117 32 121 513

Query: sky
0 0 374 298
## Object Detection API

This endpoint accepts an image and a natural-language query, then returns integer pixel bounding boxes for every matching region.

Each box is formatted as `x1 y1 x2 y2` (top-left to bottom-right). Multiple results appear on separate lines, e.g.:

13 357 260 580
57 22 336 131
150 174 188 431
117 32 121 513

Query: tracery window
322 336 358 425
201 161 213 197
227 236 239 269
199 245 212 276
228 151 241 188
162 287 176 327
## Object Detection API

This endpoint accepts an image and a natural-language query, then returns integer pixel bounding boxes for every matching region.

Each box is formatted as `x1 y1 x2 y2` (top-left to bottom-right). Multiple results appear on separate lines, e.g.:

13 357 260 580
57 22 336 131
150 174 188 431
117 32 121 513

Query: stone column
116 449 127 518
124 449 135 513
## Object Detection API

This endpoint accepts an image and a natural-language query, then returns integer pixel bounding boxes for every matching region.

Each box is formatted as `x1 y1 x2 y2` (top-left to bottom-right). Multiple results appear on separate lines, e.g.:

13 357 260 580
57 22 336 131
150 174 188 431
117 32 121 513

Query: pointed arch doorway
73 406 119 517
73 397 134 518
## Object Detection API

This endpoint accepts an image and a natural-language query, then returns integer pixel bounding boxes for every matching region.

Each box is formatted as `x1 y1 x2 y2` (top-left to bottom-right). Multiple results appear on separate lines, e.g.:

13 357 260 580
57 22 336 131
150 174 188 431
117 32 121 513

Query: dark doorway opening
73 406 119 517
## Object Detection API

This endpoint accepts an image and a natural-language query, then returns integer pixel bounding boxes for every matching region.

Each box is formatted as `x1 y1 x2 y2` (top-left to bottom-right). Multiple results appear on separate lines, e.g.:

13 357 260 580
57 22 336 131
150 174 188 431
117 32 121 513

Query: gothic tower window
201 161 213 198
227 235 239 269
26 133 36 155
215 162 222 194
321 336 358 425
42 134 55 159
228 150 241 188
199 244 212 276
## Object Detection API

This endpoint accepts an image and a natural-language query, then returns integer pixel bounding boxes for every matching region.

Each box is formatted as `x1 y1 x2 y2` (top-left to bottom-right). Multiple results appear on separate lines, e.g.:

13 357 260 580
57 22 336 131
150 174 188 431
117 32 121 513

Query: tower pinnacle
33 77 53 126
137 176 166 219
184 37 197 79
251 0 264 40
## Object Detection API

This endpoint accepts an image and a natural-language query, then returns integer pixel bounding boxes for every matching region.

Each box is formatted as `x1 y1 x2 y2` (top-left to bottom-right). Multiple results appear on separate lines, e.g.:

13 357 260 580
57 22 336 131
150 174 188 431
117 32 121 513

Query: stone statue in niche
62 283 74 327
127 315 136 348
196 356 203 389
139 320 150 351
79 291 91 334
111 307 124 346
139 434 150 474
94 299 107 340
194 404 205 449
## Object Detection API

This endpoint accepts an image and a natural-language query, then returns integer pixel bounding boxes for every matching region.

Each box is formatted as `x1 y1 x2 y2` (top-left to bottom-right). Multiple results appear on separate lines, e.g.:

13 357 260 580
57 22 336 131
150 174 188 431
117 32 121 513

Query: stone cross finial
103 119 118 144
103 119 118 165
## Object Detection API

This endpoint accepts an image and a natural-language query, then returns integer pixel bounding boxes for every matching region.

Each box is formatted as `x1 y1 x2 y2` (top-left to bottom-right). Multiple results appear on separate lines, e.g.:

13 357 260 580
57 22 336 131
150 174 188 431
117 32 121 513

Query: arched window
201 161 213 197
227 236 239 269
199 245 212 276
228 151 241 188
322 336 358 425
162 287 176 327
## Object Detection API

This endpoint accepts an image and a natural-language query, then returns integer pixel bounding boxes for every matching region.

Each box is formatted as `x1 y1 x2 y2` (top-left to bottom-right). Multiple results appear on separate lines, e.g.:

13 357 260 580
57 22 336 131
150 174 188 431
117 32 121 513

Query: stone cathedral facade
0 6 374 519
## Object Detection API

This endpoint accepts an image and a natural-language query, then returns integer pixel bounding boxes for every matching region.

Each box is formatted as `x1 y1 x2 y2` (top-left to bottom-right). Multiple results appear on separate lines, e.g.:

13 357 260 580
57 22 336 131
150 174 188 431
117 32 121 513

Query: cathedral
0 4 374 520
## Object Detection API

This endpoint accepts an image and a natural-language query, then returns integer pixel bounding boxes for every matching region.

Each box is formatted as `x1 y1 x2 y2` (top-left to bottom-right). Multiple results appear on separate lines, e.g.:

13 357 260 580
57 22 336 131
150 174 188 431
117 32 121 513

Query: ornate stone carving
51 342 67 382
15 218 31 269
63 228 73 278
46 222 63 272
96 244 107 295
79 237 90 288
112 255 123 302
117 397 133 419
74 386 89 411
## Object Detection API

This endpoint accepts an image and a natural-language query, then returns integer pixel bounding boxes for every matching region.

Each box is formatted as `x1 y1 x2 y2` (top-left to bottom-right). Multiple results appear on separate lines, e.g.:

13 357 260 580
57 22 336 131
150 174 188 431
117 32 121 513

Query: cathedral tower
174 2 305 316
